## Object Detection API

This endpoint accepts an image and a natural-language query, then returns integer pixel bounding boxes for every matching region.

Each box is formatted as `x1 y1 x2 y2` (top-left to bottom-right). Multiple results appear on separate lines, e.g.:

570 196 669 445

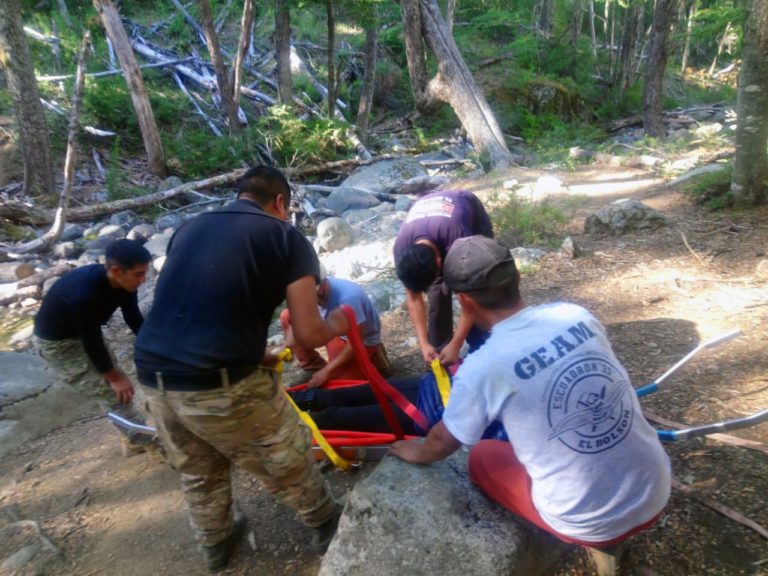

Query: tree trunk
93 0 166 177
197 0 239 132
446 0 455 33
275 0 292 105
231 0 255 111
401 0 513 169
534 0 554 35
399 0 437 112
731 0 768 208
14 32 90 254
0 0 56 197
326 0 337 118
708 21 732 76
356 16 378 141
615 2 644 96
643 0 677 138
589 0 598 57
680 0 696 76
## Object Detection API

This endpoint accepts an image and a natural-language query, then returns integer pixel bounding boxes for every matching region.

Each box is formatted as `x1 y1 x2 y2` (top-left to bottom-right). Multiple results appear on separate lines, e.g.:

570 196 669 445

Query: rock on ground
320 451 569 576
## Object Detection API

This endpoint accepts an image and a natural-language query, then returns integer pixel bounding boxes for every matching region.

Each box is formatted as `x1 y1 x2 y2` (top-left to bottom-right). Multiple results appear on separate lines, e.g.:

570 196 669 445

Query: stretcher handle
636 329 742 398
657 408 768 442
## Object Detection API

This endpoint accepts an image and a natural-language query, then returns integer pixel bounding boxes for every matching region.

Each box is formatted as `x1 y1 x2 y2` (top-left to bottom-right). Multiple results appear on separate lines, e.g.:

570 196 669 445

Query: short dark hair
396 243 439 293
105 239 151 270
462 277 521 311
237 165 291 208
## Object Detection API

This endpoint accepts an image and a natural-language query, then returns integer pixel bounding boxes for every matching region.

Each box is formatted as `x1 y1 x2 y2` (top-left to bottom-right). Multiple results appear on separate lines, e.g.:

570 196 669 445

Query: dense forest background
0 0 766 227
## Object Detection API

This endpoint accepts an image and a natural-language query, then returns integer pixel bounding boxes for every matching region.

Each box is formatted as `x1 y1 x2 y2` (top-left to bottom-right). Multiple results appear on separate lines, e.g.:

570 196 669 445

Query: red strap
340 305 430 437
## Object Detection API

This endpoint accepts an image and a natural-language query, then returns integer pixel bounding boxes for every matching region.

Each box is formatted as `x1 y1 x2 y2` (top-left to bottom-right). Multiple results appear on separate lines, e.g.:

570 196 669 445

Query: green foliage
489 190 568 247
468 10 523 43
379 23 407 66
164 129 253 179
682 165 734 210
254 105 351 168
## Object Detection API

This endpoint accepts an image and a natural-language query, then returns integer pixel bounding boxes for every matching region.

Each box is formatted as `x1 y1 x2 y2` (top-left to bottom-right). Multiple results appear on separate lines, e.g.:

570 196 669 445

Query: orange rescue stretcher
282 305 432 469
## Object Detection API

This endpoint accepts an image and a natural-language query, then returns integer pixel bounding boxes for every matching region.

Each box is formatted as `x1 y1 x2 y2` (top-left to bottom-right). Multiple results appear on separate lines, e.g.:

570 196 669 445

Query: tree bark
14 31 91 254
400 0 514 169
680 0 696 76
446 0 455 33
93 0 166 177
326 0 337 119
356 17 378 141
534 0 554 35
708 21 732 76
198 0 239 132
731 0 768 208
0 0 56 197
275 0 292 105
615 2 644 96
643 0 678 138
231 0 255 112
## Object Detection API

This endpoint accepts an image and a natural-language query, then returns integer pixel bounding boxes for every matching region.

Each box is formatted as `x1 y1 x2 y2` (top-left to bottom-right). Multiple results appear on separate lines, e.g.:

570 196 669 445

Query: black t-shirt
33 264 143 373
134 199 319 374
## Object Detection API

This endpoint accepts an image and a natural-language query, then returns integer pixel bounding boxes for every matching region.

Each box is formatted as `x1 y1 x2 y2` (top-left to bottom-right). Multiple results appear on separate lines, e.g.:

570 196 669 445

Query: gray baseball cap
444 236 518 292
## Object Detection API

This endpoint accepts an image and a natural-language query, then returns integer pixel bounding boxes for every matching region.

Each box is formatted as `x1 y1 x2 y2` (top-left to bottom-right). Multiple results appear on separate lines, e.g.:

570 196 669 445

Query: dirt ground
1 161 768 576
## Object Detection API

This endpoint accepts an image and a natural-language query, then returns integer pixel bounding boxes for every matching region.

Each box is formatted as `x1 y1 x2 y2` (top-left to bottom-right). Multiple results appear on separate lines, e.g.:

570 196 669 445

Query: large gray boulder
342 158 428 194
584 199 667 236
0 352 95 458
326 187 381 215
320 452 568 576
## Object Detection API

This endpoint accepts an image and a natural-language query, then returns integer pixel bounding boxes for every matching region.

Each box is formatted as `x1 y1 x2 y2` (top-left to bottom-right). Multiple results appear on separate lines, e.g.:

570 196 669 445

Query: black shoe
311 505 342 554
202 516 247 573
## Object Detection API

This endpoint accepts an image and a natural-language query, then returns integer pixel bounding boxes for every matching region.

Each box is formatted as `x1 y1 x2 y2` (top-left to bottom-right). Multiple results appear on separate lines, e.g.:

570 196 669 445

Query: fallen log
18 262 77 288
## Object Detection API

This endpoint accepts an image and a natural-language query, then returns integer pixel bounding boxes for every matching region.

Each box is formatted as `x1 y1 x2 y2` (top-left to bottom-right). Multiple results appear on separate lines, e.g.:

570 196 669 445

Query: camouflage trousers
141 367 336 547
33 336 147 443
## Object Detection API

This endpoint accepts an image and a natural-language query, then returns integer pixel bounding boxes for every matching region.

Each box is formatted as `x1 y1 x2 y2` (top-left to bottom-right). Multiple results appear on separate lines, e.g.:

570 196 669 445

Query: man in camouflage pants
33 239 153 453
134 166 349 573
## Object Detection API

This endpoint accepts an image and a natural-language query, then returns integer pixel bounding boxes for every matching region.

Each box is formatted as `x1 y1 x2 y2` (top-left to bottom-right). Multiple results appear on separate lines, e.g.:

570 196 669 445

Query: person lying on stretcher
287 371 507 440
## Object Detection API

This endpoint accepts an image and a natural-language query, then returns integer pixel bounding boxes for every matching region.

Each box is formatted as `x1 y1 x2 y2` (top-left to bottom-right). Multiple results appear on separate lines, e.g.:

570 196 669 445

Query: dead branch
17 262 77 288
672 477 768 540
36 57 195 82
13 32 91 255
172 72 223 136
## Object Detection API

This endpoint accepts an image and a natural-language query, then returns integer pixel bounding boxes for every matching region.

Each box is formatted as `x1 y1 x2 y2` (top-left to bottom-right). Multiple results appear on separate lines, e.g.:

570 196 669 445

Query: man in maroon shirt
394 190 494 366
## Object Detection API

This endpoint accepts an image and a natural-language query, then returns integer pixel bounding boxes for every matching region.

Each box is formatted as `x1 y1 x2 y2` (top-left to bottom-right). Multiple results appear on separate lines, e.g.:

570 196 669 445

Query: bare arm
390 421 462 464
286 276 349 348
405 288 439 364
306 342 355 388
438 308 473 365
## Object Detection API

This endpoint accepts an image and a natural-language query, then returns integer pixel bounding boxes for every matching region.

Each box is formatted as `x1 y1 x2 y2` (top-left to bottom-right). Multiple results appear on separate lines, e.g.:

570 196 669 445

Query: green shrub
682 165 734 210
489 190 568 246
164 129 253 179
254 105 352 167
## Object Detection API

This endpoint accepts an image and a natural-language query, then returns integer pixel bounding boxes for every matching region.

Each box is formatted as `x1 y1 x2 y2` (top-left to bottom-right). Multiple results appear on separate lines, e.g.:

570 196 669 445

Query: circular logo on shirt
546 356 634 454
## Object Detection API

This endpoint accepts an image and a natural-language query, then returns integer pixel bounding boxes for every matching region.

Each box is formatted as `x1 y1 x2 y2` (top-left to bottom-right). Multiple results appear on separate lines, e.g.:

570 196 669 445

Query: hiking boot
311 505 342 554
202 516 247 573
585 543 625 576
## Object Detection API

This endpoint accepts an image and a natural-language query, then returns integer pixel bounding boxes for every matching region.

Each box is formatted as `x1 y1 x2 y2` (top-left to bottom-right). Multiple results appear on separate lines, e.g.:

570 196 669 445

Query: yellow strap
284 390 352 470
275 348 351 470
431 358 452 408
274 348 293 374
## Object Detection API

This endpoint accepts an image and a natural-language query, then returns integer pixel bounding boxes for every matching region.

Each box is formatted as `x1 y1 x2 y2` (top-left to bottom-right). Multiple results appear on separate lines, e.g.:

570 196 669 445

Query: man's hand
438 340 462 366
106 369 134 404
306 367 330 389
390 422 461 464
390 439 427 463
261 348 282 368
420 342 440 365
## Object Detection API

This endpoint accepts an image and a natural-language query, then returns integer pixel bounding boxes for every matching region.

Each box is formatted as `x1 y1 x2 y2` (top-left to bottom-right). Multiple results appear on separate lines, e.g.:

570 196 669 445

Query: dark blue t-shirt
34 264 143 373
134 199 319 374
393 190 493 263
